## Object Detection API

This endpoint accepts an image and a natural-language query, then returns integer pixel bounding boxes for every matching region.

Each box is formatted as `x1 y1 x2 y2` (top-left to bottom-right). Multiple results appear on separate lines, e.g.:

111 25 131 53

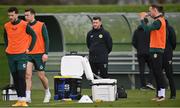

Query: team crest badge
104 64 107 68
12 27 17 31
154 53 157 58
168 60 172 64
40 65 43 70
99 34 103 38
23 64 26 68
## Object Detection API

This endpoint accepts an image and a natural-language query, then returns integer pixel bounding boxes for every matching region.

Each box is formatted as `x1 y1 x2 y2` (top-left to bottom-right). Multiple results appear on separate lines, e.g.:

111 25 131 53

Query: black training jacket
86 27 112 63
132 25 150 55
165 20 176 54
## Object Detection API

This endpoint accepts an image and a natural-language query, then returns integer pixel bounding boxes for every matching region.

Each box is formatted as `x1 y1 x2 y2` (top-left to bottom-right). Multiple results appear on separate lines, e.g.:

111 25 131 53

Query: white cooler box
82 57 117 102
58 55 117 102
91 79 117 101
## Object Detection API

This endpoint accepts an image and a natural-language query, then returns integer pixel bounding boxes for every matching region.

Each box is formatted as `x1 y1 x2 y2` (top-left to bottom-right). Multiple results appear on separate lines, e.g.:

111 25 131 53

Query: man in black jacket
132 18 155 90
86 16 112 78
162 20 176 99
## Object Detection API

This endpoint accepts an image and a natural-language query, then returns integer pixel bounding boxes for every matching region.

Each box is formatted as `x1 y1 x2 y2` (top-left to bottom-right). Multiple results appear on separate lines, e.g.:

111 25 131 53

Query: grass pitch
0 89 179 107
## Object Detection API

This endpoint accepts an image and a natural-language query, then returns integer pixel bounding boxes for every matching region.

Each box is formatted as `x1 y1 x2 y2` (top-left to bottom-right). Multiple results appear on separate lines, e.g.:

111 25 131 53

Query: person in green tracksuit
139 4 166 102
4 7 36 107
24 8 51 103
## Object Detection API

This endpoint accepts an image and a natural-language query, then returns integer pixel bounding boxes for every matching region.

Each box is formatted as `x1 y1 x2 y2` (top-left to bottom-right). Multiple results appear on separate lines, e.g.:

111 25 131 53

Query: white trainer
146 83 155 90
26 98 31 103
43 93 51 103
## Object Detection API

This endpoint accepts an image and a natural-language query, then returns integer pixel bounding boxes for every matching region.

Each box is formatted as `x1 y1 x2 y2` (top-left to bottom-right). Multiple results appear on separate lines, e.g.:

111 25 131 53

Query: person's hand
42 54 48 62
139 12 148 20
25 49 29 53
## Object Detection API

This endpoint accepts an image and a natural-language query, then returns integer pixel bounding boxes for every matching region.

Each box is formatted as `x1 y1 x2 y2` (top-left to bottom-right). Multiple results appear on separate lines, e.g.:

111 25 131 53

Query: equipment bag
117 86 127 98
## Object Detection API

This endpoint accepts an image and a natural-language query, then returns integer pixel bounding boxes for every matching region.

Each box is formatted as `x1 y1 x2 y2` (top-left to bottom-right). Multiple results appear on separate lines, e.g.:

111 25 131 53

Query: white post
128 74 135 90
10 73 13 85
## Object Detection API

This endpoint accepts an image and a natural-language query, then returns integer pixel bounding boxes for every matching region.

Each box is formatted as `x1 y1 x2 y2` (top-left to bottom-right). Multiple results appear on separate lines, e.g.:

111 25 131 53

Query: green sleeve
26 25 36 51
141 19 161 32
3 28 8 48
42 24 49 54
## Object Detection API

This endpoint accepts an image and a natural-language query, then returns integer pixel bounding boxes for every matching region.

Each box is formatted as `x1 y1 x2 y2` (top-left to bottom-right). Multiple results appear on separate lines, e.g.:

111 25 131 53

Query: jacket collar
29 20 37 26
11 19 21 25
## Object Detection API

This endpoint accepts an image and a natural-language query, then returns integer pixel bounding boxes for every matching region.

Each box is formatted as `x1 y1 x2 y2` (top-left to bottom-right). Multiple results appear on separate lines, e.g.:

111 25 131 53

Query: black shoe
169 96 176 100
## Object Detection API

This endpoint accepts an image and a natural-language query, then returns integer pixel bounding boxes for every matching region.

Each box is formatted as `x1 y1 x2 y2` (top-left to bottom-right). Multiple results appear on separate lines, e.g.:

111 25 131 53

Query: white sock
20 97 26 101
26 90 31 99
158 90 161 97
45 88 50 95
18 97 21 101
160 88 165 97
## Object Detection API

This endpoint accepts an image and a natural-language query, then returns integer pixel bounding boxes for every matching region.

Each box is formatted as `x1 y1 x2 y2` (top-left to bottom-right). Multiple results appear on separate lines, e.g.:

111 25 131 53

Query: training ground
0 89 180 107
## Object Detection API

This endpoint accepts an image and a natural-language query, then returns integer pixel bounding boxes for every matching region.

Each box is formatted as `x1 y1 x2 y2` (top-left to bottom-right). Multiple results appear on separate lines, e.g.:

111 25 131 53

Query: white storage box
92 79 117 101
57 55 118 102
2 89 18 101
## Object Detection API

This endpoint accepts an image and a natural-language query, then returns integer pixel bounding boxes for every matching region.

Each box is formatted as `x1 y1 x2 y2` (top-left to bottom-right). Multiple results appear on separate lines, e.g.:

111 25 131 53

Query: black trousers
11 70 26 97
137 54 154 87
7 54 27 98
162 51 176 97
90 62 109 78
150 52 166 91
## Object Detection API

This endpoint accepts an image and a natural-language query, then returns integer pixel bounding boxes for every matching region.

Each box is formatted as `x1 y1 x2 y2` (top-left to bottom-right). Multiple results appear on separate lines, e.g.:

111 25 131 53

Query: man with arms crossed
86 16 112 78
24 8 51 103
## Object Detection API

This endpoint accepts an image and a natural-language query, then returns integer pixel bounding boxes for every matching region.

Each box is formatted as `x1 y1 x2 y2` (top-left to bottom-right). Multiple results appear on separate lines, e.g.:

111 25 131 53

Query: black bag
117 86 127 98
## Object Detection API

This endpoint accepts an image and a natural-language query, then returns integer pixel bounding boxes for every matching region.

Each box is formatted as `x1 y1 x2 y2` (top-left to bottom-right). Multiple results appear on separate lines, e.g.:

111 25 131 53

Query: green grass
0 4 180 13
0 89 180 107
0 45 10 89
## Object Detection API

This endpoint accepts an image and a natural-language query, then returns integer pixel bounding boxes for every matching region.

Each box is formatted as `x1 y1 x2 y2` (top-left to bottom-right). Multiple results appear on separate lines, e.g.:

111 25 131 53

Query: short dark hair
25 8 36 15
151 4 164 13
8 7 18 14
93 16 101 21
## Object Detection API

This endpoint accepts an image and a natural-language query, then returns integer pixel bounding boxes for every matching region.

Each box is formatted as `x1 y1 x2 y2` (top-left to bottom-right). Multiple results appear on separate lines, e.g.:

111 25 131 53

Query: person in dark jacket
162 19 176 99
86 16 112 78
132 18 155 90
